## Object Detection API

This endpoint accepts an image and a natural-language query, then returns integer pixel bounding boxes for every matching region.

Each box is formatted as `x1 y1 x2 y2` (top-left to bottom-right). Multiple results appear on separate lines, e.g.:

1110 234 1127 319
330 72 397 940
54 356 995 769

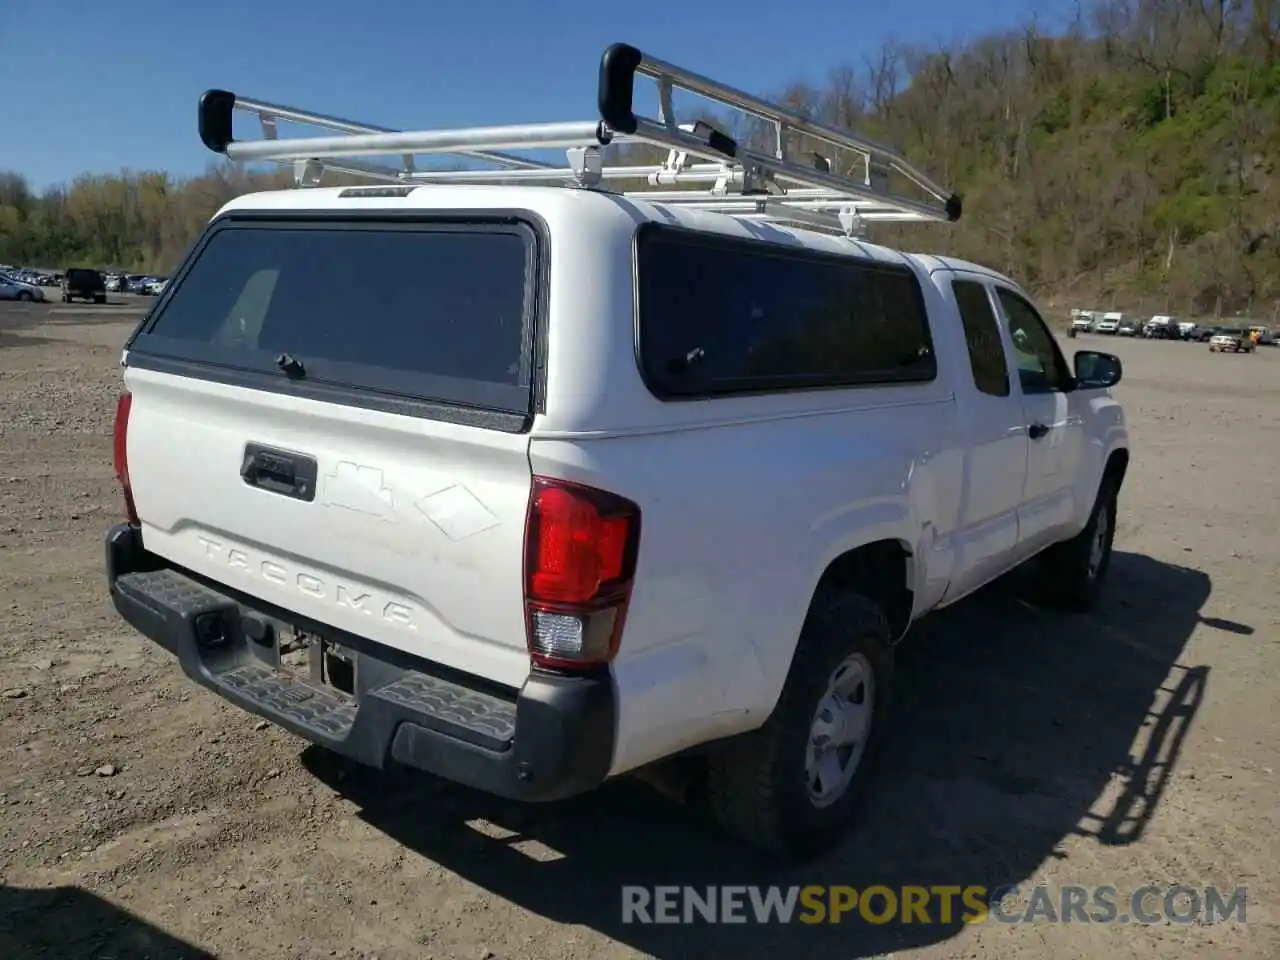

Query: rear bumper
105 523 617 801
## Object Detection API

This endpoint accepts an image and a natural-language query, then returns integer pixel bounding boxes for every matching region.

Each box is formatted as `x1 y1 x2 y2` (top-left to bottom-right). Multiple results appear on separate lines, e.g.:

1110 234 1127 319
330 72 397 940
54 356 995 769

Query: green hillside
2 2 1277 318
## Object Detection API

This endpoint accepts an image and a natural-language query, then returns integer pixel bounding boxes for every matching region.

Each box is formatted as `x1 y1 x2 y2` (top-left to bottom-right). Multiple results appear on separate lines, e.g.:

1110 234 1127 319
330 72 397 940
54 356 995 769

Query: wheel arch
1103 445 1130 493
808 538 915 644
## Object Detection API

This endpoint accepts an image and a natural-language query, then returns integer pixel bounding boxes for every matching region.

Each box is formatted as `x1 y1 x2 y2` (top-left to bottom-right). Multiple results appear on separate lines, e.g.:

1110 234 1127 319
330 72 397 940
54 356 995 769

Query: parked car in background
1208 327 1255 353
0 273 47 302
1070 311 1096 334
1094 312 1122 334
13 270 59 286
123 275 167 295
1143 315 1180 339
1117 317 1139 336
62 268 107 304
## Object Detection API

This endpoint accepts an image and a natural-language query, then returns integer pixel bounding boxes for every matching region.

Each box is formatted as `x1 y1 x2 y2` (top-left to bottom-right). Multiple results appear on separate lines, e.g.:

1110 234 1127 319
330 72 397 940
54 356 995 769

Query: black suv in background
62 268 107 304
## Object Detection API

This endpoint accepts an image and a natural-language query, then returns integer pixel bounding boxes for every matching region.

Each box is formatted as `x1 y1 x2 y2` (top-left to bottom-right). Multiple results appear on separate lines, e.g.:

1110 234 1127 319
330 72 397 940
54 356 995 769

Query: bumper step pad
106 527 616 803
112 568 516 750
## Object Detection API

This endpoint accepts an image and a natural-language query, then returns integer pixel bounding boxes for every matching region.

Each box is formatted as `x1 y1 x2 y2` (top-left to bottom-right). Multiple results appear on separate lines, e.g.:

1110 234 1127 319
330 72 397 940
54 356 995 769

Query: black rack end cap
946 193 963 222
598 43 643 135
199 89 237 154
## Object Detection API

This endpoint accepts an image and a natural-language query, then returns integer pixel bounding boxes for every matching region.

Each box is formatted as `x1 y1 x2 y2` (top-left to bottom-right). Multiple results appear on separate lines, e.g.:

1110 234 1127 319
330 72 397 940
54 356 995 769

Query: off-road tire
1036 475 1118 612
705 589 894 862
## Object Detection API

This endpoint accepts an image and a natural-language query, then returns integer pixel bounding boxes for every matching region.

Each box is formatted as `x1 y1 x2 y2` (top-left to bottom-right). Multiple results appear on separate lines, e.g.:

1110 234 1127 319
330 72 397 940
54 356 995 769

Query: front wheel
16 291 32 302
704 590 894 861
1035 476 1118 612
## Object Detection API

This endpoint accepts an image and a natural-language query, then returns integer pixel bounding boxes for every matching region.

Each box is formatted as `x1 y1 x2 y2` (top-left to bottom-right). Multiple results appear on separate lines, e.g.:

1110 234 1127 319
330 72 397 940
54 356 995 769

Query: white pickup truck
104 44 1130 861
1094 312 1124 335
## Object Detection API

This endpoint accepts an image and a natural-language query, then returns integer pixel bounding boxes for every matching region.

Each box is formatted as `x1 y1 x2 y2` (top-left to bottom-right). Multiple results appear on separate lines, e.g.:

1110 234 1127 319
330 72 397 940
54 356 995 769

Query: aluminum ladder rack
196 42 961 237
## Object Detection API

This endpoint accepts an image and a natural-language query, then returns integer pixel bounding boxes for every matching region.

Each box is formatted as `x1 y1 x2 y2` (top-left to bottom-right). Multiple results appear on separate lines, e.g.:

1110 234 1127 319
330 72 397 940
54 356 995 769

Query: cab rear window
135 217 539 417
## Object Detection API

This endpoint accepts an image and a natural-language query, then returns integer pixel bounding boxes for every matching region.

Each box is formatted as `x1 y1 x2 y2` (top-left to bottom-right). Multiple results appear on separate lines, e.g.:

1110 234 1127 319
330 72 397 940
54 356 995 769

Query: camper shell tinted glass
128 214 542 426
634 224 937 399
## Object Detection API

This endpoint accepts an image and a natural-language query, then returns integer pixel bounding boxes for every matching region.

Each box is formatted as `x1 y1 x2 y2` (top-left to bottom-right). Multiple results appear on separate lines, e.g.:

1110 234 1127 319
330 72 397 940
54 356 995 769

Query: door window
995 288 1071 394
953 280 1010 397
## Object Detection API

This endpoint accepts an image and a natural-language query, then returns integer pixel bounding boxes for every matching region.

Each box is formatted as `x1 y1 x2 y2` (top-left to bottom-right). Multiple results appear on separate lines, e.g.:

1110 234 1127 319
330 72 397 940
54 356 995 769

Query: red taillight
523 477 641 670
112 391 138 525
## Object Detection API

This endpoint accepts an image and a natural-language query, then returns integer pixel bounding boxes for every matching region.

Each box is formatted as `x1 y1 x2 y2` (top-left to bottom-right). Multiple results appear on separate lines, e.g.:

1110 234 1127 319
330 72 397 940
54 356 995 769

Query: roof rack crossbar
196 42 961 227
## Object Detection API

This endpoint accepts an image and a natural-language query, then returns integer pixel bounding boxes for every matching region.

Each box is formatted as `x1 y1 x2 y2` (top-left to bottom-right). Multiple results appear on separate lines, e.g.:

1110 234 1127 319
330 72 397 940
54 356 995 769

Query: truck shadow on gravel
306 549 1230 960
0 884 215 959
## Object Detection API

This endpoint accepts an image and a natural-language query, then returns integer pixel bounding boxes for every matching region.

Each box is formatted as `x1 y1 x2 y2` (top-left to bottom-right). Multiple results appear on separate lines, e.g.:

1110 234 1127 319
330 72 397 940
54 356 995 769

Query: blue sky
1 0 1080 192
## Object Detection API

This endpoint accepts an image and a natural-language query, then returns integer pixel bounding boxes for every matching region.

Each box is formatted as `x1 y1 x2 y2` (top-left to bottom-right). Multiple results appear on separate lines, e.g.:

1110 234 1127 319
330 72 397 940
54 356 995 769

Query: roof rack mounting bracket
195 41 961 230
294 160 325 188
655 147 691 182
566 146 603 188
774 120 788 162
839 207 865 239
740 160 773 197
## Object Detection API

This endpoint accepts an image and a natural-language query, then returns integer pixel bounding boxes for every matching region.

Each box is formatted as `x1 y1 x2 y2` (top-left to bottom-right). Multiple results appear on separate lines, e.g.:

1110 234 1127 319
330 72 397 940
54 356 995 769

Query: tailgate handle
240 444 317 502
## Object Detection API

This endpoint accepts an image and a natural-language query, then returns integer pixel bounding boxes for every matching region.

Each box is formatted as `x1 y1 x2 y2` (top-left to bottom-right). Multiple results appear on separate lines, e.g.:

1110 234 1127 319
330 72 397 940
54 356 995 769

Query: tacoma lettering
195 536 416 629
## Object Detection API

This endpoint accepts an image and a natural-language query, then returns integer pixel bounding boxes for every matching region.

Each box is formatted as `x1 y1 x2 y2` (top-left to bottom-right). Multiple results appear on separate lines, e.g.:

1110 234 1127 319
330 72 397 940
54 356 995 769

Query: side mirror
1074 349 1122 389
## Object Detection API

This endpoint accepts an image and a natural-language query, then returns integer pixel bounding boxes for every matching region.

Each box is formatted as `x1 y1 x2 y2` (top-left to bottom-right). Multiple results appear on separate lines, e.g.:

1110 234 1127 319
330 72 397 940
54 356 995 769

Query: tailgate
119 211 541 689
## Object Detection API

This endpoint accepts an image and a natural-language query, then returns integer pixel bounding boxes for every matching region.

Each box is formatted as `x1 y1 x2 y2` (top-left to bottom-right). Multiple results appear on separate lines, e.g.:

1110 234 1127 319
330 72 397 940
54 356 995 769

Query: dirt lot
1 300 1277 960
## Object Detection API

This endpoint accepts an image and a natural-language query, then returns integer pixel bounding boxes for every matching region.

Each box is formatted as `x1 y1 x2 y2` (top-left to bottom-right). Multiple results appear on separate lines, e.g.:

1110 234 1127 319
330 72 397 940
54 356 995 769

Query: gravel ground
1 300 1277 960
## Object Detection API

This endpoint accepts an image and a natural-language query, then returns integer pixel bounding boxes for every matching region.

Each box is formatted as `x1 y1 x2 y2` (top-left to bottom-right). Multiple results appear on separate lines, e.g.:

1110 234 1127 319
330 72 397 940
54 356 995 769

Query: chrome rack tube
193 40 962 226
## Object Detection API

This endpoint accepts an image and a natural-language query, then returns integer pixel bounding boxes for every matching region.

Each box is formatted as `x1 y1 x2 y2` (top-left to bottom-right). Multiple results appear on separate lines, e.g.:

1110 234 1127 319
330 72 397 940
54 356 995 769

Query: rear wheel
16 291 32 302
705 589 894 861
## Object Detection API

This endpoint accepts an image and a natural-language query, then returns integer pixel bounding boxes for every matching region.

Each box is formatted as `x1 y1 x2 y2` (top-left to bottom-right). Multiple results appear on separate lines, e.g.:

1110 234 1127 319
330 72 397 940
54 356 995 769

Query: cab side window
953 279 1009 397
996 288 1071 394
